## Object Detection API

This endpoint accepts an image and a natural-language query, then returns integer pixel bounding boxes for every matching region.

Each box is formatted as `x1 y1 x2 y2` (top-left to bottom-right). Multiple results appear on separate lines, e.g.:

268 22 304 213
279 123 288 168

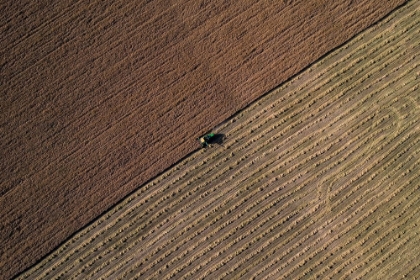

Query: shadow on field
208 133 226 145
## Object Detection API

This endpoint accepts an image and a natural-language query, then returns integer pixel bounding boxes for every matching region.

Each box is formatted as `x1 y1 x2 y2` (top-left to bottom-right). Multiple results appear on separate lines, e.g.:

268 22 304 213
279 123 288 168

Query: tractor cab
198 133 215 148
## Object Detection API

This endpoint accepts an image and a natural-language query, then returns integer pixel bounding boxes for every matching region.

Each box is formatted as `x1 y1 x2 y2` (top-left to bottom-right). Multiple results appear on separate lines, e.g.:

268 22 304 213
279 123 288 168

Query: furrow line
8 22 416 214
155 115 406 278
328 187 420 279
247 146 419 279
44 71 416 278
18 4 419 278
2 0 89 56
223 23 416 142
240 137 420 278
119 131 364 278
221 34 418 161
376 227 420 280
289 164 420 279
328 122 418 210
305 163 420 280
224 150 417 279
79 77 390 274
261 167 419 280
218 110 418 276
221 4 418 133
80 87 408 278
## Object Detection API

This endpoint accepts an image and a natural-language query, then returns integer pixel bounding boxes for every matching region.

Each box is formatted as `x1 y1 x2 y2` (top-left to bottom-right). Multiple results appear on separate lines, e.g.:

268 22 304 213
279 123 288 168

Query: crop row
252 154 419 280
124 98 416 278
120 28 418 280
244 134 418 280
17 1 420 279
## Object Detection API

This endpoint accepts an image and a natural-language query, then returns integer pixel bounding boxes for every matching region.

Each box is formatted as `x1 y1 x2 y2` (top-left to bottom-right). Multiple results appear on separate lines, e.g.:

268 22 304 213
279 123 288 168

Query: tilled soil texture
1 0 406 279
15 1 420 278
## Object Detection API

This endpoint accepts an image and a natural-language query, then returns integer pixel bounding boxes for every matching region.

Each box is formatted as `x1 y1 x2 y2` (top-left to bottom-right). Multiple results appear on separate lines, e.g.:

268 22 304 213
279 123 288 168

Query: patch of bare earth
1 0 407 279
14 0 419 279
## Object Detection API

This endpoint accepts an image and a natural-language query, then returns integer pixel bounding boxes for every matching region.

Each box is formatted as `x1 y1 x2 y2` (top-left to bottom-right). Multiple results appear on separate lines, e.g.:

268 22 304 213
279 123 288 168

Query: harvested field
14 1 420 279
1 0 407 278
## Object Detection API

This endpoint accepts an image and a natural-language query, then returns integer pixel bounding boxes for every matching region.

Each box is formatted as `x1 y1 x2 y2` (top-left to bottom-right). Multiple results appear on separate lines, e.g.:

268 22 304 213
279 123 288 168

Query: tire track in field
3 1 409 278
15 1 419 279
96 66 416 278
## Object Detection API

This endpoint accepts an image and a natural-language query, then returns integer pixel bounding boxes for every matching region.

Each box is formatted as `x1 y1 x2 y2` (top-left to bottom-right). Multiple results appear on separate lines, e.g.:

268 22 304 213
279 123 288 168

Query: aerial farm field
15 0 419 279
2 0 407 279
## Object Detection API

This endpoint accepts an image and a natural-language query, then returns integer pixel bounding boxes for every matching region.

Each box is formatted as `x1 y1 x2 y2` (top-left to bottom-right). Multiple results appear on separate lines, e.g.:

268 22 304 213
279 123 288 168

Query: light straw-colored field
4 1 406 278
17 1 419 279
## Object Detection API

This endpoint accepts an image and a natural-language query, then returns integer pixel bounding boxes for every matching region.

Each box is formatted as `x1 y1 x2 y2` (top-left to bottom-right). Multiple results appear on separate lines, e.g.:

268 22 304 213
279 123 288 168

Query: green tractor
197 133 215 148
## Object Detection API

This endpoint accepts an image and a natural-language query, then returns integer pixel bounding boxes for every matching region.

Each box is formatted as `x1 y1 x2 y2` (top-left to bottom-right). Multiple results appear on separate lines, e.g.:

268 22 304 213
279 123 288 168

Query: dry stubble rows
17 1 419 279
2 0 408 279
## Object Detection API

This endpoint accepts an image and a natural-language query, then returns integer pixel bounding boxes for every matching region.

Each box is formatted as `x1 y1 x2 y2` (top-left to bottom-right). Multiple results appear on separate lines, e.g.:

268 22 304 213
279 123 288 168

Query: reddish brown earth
1 0 406 279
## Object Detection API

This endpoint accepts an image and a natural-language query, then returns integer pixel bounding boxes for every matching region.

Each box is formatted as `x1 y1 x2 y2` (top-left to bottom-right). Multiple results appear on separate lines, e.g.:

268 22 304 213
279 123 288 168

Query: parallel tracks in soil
17 1 419 279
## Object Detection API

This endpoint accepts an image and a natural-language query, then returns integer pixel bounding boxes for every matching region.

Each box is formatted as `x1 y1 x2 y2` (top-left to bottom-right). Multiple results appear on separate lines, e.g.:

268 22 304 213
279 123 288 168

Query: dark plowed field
1 0 406 278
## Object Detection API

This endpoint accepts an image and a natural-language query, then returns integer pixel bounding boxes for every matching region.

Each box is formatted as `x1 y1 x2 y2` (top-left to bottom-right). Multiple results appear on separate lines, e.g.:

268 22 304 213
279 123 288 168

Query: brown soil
1 0 406 279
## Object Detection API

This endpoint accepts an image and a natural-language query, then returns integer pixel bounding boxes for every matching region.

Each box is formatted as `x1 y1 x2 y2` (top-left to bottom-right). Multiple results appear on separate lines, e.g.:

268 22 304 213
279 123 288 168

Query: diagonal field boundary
15 1 419 279
1 1 408 279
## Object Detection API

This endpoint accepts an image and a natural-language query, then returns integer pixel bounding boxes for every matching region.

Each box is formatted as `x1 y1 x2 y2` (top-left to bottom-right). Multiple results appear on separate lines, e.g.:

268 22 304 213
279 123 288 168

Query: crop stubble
13 0 420 279
2 0 408 279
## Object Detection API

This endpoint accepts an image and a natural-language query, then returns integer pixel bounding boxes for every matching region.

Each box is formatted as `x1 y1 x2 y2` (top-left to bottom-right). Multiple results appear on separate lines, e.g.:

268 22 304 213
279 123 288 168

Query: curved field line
16 1 420 279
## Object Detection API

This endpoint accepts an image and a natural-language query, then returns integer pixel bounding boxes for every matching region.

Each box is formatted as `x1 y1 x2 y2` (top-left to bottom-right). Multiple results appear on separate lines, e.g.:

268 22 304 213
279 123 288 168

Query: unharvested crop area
1 0 407 278
15 1 420 279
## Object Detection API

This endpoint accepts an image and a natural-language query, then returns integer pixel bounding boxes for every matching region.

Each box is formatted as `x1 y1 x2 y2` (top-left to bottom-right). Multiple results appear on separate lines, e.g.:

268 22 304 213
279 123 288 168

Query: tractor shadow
208 133 226 146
